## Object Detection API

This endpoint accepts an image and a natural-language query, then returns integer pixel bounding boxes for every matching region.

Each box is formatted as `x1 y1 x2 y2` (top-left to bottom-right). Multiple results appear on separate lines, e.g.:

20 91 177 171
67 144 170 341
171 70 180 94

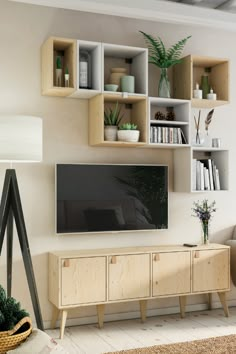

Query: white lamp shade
0 115 43 162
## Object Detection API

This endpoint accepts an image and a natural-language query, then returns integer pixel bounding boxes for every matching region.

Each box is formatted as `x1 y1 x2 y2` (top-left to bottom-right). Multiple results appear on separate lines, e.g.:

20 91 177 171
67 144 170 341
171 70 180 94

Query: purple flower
192 199 216 222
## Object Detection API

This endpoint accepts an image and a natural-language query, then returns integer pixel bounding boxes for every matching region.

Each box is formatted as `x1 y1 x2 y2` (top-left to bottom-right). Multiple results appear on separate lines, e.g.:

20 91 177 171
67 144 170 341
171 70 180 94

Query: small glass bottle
79 50 91 89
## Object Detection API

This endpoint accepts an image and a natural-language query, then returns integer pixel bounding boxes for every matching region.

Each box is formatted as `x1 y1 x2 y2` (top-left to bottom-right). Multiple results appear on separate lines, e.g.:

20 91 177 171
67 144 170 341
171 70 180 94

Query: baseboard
43 298 236 330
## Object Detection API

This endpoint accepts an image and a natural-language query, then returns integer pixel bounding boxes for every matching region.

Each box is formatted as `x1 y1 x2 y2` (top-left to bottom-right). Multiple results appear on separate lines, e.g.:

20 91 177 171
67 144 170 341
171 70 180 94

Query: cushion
8 329 68 354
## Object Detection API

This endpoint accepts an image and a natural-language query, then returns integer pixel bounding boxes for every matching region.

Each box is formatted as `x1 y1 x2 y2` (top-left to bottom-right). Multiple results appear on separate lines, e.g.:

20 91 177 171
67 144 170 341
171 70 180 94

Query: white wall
0 0 236 327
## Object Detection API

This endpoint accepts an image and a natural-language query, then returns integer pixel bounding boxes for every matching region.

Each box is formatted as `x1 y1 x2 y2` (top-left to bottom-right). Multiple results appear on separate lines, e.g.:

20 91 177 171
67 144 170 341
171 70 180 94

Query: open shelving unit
102 43 148 97
174 147 229 193
41 37 76 97
89 94 147 147
70 40 102 99
173 55 229 108
146 97 190 149
41 36 230 193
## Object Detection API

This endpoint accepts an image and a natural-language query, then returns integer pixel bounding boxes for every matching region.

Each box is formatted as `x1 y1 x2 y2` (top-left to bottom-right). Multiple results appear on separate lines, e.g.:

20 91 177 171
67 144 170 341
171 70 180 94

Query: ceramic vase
109 68 127 91
104 126 117 141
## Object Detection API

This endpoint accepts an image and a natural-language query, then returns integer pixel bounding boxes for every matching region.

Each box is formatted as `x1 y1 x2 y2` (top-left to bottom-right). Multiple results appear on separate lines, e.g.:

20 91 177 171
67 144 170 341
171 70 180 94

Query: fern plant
140 31 191 68
0 285 29 331
104 102 124 126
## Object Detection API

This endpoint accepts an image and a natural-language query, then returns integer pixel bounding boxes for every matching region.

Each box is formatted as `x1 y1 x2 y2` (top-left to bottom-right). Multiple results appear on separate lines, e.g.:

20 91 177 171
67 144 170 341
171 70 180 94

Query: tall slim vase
158 68 170 98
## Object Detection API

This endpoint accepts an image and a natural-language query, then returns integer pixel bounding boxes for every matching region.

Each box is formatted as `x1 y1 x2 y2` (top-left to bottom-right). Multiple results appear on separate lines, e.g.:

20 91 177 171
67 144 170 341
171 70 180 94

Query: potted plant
140 31 191 98
117 123 140 142
0 285 32 352
104 102 124 141
55 56 62 87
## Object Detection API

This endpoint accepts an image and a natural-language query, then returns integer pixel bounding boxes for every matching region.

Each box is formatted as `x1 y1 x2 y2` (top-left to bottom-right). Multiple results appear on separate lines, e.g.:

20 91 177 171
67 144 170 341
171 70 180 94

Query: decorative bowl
104 84 119 92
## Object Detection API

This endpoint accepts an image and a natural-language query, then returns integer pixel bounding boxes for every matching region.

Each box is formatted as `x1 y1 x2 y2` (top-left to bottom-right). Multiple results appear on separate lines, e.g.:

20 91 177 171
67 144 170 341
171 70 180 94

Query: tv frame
55 163 169 235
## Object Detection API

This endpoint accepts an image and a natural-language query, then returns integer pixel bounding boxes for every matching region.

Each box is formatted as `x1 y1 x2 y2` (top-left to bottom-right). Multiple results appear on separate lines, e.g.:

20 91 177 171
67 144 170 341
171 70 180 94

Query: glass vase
158 68 170 98
201 220 209 245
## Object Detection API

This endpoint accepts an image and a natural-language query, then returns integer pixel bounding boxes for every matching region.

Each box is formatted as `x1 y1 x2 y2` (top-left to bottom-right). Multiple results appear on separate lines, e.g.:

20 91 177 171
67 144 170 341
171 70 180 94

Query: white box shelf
102 43 148 97
174 147 229 192
147 97 190 148
70 40 102 99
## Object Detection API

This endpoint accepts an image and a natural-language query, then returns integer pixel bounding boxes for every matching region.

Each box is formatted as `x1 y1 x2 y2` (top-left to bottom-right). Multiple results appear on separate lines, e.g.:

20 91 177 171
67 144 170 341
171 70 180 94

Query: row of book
192 159 221 191
150 126 187 144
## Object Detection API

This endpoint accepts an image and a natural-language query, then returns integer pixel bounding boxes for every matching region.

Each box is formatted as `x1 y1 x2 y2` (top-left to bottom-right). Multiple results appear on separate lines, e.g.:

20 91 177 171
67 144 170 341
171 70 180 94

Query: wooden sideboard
49 244 230 338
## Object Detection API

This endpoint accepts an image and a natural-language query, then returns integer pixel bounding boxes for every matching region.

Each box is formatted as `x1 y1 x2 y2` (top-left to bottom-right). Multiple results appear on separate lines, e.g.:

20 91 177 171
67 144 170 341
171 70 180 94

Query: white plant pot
104 126 118 141
117 130 140 142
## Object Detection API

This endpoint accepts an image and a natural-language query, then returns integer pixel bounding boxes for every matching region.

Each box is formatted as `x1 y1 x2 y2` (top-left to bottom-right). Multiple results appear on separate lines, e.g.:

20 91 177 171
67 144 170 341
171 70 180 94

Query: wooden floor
46 307 236 354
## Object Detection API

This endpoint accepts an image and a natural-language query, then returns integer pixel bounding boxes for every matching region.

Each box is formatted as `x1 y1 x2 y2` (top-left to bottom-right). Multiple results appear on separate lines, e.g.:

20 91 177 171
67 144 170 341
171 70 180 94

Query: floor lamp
0 115 44 330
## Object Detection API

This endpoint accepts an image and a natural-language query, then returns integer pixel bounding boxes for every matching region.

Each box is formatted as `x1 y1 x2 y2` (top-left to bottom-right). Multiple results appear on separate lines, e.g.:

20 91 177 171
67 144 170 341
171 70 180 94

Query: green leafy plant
119 123 138 130
65 67 69 75
56 56 62 69
104 102 124 126
140 31 191 68
0 285 29 331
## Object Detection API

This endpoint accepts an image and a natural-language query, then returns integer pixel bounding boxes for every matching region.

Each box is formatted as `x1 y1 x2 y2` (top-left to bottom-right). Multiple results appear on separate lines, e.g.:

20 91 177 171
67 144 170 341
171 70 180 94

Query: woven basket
0 316 32 354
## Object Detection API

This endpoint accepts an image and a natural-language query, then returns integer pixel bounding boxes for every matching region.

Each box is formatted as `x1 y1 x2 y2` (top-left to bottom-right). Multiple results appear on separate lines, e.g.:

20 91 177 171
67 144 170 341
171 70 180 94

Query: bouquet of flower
192 199 216 221
192 199 216 244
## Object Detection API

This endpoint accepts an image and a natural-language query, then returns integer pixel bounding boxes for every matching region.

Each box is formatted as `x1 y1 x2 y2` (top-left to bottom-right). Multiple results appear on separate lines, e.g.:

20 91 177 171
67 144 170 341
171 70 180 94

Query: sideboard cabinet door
61 256 106 306
152 251 191 296
193 249 229 293
108 254 150 301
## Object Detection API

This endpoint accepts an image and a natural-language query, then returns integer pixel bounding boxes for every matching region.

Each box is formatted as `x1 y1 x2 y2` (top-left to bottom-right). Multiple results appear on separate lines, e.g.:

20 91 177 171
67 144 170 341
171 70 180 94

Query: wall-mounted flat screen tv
56 164 168 234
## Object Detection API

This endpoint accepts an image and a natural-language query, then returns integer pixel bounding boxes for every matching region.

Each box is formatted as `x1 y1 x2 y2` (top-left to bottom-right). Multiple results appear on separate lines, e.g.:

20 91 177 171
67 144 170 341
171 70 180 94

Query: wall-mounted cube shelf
41 37 76 97
173 55 229 108
70 40 102 99
102 43 148 97
174 147 229 193
146 97 190 149
89 94 147 147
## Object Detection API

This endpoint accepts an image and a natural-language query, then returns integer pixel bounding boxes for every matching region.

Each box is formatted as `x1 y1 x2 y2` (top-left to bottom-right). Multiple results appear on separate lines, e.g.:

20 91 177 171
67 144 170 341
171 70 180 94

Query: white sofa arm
225 239 236 286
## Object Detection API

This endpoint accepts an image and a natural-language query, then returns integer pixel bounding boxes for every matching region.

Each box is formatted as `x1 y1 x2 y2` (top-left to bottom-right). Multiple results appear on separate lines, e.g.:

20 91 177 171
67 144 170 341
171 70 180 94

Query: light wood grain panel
89 94 104 145
61 257 106 306
173 55 192 100
50 244 229 259
108 254 150 301
152 251 191 296
49 253 60 308
131 98 147 143
193 249 229 292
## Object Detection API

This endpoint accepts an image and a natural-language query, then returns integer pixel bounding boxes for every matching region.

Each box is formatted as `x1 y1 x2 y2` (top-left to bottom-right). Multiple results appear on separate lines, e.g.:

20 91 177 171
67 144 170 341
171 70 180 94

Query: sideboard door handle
111 256 117 264
194 251 200 259
154 254 160 261
63 259 70 267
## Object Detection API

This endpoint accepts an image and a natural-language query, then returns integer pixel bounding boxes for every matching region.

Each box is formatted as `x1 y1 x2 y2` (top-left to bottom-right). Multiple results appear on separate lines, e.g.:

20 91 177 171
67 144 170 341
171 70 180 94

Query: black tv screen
56 164 168 234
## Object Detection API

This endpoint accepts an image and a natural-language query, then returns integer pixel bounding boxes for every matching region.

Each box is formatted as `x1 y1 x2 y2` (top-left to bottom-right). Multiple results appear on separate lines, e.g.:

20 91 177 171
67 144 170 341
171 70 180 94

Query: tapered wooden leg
218 292 229 317
208 293 213 310
139 300 147 323
60 310 68 339
97 304 105 329
51 305 60 329
179 296 187 318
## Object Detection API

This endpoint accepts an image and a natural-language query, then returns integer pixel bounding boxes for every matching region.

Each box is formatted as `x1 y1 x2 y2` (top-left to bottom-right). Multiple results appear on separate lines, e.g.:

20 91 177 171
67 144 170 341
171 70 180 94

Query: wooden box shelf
41 37 76 97
173 55 229 108
102 43 148 96
89 94 147 147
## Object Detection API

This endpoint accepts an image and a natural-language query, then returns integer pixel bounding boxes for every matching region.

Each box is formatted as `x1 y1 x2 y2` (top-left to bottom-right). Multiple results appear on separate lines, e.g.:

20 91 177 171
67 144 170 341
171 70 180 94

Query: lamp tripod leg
7 208 13 297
